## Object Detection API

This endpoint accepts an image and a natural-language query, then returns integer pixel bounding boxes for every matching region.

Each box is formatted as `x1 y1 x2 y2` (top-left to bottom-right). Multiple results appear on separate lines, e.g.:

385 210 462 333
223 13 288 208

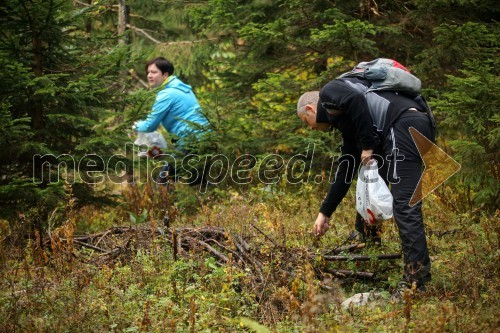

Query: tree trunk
117 0 130 45
84 0 92 33
31 34 44 130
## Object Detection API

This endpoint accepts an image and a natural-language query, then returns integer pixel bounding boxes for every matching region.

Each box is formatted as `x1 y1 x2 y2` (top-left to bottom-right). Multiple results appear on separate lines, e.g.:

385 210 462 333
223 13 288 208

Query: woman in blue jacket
135 57 209 184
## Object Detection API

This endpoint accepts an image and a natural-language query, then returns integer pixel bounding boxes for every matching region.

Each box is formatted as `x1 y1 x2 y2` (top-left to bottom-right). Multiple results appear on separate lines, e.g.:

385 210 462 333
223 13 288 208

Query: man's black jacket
316 77 424 217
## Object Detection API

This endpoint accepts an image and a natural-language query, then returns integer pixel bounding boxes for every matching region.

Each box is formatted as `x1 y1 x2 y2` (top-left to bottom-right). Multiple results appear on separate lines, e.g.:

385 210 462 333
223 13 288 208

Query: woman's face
147 64 169 88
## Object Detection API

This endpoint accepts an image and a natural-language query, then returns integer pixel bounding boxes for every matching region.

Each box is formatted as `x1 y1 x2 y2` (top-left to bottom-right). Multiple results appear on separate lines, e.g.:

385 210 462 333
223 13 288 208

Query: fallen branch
185 236 229 263
106 236 132 258
328 243 366 255
250 223 281 249
205 238 245 264
322 268 375 279
230 236 264 281
428 228 463 238
320 253 401 261
95 229 113 248
232 233 251 252
73 239 108 253
72 226 128 242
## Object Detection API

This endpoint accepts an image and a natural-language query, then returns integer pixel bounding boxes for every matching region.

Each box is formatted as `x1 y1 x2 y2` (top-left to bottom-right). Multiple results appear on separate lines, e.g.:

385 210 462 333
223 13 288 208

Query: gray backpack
338 58 422 97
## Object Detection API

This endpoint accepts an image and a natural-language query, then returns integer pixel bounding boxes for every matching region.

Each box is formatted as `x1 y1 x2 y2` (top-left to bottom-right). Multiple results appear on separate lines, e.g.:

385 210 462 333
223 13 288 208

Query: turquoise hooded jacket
135 76 208 143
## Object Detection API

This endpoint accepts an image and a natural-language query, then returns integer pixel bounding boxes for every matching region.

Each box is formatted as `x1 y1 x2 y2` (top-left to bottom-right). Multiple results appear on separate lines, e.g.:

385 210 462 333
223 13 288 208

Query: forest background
0 0 498 332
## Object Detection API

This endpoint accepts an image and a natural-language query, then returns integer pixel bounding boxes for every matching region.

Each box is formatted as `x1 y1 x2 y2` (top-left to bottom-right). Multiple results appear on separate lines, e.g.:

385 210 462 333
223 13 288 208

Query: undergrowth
0 182 498 332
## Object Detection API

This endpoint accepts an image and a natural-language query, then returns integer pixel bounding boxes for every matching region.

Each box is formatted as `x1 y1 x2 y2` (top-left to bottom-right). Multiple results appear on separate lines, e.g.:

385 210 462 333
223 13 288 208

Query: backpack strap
414 95 437 139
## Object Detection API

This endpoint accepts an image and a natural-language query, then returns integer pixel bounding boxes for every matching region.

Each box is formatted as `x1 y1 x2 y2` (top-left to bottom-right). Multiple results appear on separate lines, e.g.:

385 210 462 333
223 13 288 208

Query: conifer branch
128 69 148 88
73 0 91 7
126 24 219 46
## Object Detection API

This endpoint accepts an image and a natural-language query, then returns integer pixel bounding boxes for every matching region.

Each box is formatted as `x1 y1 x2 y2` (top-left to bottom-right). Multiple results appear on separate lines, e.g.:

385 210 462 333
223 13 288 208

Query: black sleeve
319 80 378 150
319 136 361 217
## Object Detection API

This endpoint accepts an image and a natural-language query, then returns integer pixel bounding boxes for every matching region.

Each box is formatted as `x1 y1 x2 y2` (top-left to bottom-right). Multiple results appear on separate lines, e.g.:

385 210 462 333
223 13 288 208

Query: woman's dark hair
146 57 174 76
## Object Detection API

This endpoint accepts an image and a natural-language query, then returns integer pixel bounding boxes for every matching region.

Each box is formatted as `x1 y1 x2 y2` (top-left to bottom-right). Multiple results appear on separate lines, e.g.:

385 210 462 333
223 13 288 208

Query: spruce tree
0 0 129 227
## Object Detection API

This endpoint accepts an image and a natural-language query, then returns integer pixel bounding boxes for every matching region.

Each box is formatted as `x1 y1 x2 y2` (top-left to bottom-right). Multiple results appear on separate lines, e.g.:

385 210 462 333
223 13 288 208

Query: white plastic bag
356 160 393 225
134 131 167 157
134 131 167 148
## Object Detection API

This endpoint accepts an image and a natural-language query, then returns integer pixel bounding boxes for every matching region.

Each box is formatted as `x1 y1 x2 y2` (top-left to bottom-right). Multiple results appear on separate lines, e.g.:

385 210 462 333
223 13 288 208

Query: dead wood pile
59 224 401 285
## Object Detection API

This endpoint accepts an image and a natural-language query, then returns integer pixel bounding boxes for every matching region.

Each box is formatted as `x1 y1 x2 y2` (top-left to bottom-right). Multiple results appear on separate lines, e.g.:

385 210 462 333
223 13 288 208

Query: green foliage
0 0 130 223
189 0 499 211
310 20 377 57
416 21 499 84
432 60 499 210
234 317 272 333
1 190 499 332
0 0 498 330
1 248 239 331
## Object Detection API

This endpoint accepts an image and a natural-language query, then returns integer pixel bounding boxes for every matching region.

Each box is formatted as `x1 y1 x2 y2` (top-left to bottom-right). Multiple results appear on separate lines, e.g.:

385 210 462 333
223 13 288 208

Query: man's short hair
297 91 319 115
146 57 174 76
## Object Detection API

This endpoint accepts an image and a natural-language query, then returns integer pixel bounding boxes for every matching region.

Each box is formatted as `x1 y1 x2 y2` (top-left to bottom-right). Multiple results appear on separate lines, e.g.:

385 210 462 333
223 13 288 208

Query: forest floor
0 183 498 332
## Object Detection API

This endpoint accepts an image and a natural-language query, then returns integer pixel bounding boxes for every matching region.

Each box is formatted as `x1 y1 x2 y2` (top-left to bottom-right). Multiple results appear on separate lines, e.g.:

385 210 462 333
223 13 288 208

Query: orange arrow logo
409 127 461 207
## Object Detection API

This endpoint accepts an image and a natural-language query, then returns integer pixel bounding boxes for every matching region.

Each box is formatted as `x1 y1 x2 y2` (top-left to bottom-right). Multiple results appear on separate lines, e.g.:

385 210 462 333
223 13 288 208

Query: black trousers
356 110 435 287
